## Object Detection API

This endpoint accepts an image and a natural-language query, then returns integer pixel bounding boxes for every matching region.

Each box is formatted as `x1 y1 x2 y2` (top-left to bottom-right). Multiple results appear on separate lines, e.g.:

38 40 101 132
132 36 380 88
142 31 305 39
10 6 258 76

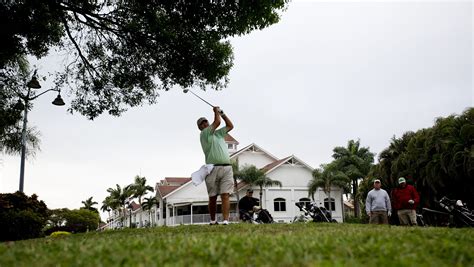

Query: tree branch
59 13 101 79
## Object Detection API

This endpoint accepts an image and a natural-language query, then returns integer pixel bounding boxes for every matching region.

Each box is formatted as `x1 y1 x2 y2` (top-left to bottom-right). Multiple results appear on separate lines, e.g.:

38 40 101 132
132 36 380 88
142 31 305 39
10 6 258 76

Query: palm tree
308 163 350 216
81 196 98 213
0 56 42 157
129 175 154 206
238 165 282 207
107 184 133 226
141 196 158 227
232 161 243 214
101 196 115 222
332 139 374 217
129 175 154 227
0 126 41 157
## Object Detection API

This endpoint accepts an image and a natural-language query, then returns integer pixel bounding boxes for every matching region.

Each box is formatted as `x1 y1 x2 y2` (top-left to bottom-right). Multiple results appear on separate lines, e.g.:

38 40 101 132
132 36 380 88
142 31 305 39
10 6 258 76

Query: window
324 198 335 211
274 198 286 212
228 144 233 149
299 198 311 209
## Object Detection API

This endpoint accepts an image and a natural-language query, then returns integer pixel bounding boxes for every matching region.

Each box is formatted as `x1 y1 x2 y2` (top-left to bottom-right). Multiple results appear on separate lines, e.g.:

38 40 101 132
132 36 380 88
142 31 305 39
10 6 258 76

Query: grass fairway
0 223 473 267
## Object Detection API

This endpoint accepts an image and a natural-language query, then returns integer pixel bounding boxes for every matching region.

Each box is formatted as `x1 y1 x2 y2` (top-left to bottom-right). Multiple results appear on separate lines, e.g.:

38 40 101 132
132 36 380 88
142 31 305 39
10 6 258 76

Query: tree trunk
259 186 263 208
138 197 143 228
353 179 360 218
234 177 240 214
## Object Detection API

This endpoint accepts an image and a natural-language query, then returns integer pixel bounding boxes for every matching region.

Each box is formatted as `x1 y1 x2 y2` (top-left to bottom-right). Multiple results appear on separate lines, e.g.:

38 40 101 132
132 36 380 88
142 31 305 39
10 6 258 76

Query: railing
170 212 239 225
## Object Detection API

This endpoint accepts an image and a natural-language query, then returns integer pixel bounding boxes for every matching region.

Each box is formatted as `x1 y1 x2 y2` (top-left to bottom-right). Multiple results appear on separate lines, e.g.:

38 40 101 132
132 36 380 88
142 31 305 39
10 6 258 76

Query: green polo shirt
200 126 230 164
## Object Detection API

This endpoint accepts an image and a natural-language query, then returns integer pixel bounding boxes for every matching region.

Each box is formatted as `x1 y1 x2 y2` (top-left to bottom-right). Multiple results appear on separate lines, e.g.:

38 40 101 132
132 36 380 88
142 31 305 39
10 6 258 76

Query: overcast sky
0 1 472 218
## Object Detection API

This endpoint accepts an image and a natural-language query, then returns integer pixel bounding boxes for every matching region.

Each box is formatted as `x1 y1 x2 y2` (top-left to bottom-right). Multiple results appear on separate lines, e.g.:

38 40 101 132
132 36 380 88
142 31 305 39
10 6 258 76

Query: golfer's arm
222 114 234 132
210 110 221 131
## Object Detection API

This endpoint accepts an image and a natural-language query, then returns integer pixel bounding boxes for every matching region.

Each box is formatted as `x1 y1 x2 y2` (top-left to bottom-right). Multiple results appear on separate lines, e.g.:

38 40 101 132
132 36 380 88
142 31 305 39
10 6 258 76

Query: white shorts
205 166 234 197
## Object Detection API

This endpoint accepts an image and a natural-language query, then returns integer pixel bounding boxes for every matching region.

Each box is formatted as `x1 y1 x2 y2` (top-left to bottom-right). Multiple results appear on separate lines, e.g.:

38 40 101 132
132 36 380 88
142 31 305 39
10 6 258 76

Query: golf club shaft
189 90 214 107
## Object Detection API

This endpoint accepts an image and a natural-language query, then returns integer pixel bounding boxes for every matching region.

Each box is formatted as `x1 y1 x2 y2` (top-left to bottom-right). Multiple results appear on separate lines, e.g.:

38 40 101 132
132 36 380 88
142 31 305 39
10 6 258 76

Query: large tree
1 1 289 119
332 140 375 218
368 108 474 209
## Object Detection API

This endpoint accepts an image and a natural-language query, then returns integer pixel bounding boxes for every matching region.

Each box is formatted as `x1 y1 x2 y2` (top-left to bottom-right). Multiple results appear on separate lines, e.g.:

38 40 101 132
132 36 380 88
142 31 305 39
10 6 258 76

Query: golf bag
421 196 474 227
256 209 274 224
294 202 337 223
240 209 274 224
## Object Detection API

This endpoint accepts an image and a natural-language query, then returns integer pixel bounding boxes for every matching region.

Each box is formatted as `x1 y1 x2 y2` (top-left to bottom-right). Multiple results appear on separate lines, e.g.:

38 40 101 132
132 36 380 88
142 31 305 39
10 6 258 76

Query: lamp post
17 71 65 192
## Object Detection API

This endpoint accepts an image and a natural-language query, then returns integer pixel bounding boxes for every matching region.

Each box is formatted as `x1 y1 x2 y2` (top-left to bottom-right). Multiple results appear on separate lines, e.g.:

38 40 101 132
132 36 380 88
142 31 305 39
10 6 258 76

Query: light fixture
52 93 65 106
26 76 41 89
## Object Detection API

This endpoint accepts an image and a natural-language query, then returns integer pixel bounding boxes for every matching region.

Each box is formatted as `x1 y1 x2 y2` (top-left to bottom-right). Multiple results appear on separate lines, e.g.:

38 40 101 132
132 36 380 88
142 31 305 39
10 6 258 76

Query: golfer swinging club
197 106 234 225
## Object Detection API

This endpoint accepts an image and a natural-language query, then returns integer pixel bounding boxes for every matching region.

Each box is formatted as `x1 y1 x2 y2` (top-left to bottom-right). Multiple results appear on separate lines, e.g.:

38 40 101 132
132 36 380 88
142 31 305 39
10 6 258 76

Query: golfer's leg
219 166 233 222
221 193 230 221
209 195 218 221
205 168 218 222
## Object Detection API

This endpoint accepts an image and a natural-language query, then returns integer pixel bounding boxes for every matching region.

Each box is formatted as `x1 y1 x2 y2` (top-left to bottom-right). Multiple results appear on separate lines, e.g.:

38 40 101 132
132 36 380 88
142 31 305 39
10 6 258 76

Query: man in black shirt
239 189 260 221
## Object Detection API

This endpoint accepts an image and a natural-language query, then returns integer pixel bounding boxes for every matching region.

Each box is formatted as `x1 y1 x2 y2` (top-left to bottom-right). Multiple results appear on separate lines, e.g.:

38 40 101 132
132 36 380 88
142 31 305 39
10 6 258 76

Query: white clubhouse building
104 135 344 228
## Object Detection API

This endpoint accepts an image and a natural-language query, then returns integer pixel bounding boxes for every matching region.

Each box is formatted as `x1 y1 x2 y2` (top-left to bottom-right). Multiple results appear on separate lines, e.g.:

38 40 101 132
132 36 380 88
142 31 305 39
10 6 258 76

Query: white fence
169 212 239 225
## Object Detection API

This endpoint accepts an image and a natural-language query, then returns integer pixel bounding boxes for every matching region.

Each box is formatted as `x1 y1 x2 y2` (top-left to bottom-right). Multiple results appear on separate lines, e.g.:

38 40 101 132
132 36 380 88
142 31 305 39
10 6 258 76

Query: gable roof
261 155 314 174
154 145 314 200
261 156 292 173
230 143 279 161
225 134 239 144
156 177 192 198
236 180 249 191
165 177 192 184
156 185 182 198
130 201 141 211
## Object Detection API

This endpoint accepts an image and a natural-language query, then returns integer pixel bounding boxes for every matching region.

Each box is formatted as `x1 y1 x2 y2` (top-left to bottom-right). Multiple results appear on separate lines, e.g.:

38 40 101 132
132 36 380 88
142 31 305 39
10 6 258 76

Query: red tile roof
165 177 191 185
236 181 248 191
130 201 141 211
225 134 239 144
261 156 292 173
157 185 182 198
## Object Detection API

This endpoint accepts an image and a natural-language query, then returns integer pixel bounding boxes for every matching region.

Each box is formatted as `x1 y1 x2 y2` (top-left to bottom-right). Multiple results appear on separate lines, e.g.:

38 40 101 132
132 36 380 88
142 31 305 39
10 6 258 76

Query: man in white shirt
365 179 392 224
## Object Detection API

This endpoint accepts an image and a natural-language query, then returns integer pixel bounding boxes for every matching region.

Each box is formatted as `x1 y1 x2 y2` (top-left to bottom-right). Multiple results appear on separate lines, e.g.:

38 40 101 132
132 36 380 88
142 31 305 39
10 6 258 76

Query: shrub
0 192 48 241
49 231 71 238
43 208 71 235
63 209 100 233
344 215 366 224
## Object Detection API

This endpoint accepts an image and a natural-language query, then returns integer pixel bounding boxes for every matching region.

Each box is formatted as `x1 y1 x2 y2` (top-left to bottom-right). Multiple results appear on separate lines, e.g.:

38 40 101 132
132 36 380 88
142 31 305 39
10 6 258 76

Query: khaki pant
397 209 417 226
369 211 389 224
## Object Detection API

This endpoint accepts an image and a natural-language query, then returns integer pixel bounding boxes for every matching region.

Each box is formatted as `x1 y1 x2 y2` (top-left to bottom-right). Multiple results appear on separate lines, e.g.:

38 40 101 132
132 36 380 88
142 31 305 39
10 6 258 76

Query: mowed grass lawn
1 223 473 267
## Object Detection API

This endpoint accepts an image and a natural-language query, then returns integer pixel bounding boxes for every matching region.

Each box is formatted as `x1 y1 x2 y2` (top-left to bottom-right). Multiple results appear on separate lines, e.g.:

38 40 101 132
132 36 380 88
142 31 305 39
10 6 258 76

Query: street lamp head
26 76 41 89
52 94 65 106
